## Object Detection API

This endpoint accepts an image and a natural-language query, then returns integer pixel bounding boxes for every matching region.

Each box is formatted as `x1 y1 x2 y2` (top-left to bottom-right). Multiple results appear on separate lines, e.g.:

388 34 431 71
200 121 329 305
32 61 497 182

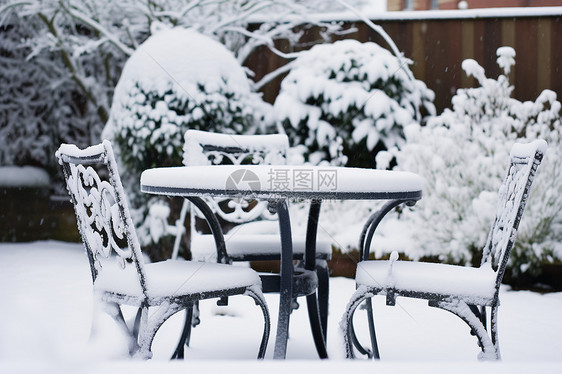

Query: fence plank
247 14 562 113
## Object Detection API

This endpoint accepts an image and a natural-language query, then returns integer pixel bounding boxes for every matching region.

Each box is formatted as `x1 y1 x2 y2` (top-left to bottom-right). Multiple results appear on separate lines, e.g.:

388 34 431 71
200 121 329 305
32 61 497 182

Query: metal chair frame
56 140 270 359
175 130 331 357
341 140 546 360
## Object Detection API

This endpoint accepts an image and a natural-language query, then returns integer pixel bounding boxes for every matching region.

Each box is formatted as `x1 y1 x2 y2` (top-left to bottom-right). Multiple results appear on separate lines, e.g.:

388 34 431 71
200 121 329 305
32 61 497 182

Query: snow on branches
274 39 435 167
380 47 562 277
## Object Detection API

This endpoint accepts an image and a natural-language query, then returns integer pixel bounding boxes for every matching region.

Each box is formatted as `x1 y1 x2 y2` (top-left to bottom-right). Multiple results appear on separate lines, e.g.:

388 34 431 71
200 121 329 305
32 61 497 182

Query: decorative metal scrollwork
193 145 286 223
67 163 133 271
483 154 540 271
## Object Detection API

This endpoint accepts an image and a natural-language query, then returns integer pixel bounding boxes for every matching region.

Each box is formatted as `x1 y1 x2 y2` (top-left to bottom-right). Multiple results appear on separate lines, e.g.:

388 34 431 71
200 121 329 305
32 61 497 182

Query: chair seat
191 233 332 261
355 260 497 303
94 259 261 303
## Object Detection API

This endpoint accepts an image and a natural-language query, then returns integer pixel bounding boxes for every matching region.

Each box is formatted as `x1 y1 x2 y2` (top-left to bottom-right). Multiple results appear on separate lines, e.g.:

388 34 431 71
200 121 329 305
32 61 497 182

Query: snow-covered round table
141 164 422 359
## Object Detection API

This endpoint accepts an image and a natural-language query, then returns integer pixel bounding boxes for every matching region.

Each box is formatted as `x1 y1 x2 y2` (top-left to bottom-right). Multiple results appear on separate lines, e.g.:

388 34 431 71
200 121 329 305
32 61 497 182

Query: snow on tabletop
510 140 547 158
141 165 423 194
0 166 50 187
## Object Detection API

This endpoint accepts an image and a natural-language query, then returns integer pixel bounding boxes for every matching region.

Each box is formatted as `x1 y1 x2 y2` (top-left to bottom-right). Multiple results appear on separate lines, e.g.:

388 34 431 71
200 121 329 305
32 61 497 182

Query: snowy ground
1 241 562 373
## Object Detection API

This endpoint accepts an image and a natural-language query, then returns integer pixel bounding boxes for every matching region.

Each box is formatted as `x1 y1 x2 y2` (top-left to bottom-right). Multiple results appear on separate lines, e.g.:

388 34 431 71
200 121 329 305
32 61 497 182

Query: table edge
140 184 423 201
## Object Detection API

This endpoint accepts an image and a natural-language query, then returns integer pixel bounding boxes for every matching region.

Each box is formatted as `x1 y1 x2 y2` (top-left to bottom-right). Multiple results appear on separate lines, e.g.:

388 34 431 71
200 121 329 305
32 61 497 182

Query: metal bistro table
140 164 422 359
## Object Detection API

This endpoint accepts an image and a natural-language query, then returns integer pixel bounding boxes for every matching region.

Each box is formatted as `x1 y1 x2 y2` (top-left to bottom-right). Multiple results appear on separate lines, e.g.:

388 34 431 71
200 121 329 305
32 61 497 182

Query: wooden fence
247 9 562 113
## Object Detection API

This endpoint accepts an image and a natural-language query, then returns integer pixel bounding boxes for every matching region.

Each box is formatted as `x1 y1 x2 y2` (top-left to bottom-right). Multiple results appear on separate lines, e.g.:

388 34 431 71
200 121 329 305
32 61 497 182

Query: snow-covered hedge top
111 25 251 114
103 25 263 141
0 166 50 188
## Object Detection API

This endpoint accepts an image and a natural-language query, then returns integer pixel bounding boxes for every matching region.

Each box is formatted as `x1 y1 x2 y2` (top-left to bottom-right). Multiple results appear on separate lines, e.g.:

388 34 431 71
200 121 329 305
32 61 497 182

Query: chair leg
365 298 380 359
316 260 330 342
245 286 271 359
341 285 376 359
350 316 373 358
135 304 184 360
490 306 501 359
98 302 138 355
171 306 194 360
306 292 328 358
480 306 487 330
133 307 142 339
436 299 499 360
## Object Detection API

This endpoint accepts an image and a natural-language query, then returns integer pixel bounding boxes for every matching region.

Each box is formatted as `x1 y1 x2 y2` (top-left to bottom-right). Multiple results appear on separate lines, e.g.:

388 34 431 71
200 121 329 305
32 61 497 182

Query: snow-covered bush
274 39 435 167
102 26 271 246
3 0 344 128
0 12 98 177
379 47 562 277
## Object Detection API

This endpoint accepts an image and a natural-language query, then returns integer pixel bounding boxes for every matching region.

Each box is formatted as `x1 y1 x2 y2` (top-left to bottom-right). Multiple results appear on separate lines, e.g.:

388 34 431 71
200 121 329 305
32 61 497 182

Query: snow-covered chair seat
354 260 497 304
178 129 332 349
341 139 547 361
56 140 270 360
191 225 333 262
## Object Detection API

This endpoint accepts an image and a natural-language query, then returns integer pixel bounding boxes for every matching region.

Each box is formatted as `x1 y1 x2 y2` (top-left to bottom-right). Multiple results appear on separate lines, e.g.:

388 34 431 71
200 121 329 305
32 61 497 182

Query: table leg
273 199 293 359
305 200 328 358
186 197 229 264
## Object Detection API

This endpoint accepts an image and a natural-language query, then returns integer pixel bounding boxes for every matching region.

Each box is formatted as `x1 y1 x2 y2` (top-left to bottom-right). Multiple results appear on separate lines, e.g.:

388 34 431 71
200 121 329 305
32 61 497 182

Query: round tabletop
141 164 422 201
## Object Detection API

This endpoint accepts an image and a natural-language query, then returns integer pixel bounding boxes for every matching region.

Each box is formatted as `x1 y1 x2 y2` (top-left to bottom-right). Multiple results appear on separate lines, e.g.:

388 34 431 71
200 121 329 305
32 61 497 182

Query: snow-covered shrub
102 26 271 246
4 0 345 129
0 12 98 177
379 47 562 277
274 39 435 167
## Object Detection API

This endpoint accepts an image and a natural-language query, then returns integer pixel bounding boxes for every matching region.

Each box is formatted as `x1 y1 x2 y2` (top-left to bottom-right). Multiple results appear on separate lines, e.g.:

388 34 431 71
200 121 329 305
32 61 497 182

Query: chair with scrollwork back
56 140 270 360
175 129 332 352
341 140 546 360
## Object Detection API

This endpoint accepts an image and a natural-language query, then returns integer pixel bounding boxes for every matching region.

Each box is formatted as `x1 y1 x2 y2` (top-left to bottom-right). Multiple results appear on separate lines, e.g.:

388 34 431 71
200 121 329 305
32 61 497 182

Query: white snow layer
113 26 250 101
95 259 261 299
141 165 423 195
0 166 50 187
1 241 562 371
103 26 254 140
355 260 497 301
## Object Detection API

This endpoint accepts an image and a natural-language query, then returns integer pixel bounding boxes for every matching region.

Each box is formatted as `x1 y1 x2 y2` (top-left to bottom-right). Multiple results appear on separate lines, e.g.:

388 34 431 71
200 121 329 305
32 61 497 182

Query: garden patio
1 241 561 372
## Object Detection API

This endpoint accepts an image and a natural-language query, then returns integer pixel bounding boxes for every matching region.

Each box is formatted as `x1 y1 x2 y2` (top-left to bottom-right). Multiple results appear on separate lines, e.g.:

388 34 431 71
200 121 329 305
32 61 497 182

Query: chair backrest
183 130 289 224
481 140 546 289
56 141 148 298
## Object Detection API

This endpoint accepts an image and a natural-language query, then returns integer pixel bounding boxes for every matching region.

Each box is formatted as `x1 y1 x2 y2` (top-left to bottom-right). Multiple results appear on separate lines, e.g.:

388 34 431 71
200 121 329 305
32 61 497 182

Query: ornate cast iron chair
175 129 332 350
56 140 270 359
341 140 546 360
